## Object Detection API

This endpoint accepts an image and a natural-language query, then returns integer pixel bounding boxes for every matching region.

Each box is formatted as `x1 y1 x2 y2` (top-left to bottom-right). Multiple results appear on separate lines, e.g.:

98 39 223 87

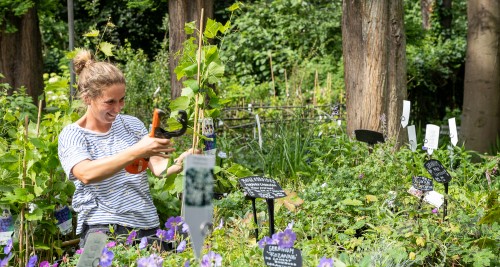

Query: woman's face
88 83 126 125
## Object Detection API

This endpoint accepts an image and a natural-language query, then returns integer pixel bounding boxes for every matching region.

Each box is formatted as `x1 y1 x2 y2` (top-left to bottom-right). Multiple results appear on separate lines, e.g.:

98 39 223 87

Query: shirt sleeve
58 125 91 181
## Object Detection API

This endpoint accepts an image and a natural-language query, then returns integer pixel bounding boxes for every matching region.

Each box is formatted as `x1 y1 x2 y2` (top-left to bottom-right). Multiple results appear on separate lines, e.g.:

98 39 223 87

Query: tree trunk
0 7 44 101
421 0 434 30
169 0 214 99
461 0 500 153
342 1 407 145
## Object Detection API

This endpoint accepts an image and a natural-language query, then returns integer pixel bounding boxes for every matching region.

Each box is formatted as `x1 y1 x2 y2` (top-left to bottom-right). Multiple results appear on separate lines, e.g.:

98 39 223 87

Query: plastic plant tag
0 206 14 245
183 154 215 259
202 118 216 156
264 245 303 267
424 124 440 155
407 125 417 152
54 205 73 235
401 100 411 128
255 114 263 150
77 232 108 267
424 159 452 183
423 190 444 208
448 117 458 146
407 187 444 208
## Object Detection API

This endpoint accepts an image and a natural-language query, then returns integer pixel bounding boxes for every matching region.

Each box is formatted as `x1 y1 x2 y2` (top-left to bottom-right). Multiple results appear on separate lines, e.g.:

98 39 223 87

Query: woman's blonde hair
73 50 125 104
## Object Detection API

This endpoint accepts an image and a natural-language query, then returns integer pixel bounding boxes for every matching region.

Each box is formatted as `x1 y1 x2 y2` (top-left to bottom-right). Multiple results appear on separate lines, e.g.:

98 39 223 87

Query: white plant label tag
423 190 444 208
448 118 458 146
424 124 440 155
401 100 411 128
255 114 263 150
407 187 444 208
407 125 417 152
183 154 215 259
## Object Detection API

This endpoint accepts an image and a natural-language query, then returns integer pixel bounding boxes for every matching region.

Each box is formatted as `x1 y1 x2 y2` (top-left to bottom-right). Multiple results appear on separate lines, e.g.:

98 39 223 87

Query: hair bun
73 50 94 75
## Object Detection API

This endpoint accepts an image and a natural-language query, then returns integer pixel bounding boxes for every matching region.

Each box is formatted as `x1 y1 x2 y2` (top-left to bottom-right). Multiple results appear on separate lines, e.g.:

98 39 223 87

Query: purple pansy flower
0 256 9 267
176 240 187 253
156 229 171 241
99 247 114 267
271 233 280 245
126 230 137 245
27 255 38 267
4 239 12 254
184 260 190 267
432 208 439 214
258 236 273 249
137 254 163 267
75 248 84 254
139 236 148 250
165 216 183 231
182 223 190 233
201 251 222 267
40 261 50 267
317 257 334 267
277 228 296 248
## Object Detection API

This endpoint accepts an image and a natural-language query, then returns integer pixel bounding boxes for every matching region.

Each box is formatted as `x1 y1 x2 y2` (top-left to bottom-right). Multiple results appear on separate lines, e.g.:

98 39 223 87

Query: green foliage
0 84 38 139
404 1 467 125
115 41 171 124
0 0 34 33
219 0 343 103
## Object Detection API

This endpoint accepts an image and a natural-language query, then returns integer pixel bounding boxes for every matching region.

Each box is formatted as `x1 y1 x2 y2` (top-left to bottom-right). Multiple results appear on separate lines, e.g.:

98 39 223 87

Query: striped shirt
58 114 159 234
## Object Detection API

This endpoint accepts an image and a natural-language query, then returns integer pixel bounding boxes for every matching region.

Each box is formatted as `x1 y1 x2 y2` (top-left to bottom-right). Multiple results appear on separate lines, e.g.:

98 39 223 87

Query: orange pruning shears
125 109 188 174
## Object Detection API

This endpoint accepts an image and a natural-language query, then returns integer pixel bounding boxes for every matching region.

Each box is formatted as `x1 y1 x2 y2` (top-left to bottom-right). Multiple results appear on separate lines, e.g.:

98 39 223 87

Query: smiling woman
57 49 194 248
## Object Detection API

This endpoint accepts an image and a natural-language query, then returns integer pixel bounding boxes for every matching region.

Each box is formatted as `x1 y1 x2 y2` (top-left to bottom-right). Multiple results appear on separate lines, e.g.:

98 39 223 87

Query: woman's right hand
131 136 176 159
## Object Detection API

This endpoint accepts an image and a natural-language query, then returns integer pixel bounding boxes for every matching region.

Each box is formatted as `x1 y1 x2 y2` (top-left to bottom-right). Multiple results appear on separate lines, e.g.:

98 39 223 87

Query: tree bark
342 1 407 145
421 0 434 30
0 7 44 101
169 0 214 99
461 0 500 153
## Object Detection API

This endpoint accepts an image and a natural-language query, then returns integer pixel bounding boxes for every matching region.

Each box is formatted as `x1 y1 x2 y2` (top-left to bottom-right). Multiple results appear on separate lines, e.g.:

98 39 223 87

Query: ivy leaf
33 185 44 197
227 3 240 12
220 21 231 34
204 18 221 39
181 87 195 98
83 30 99 37
99 42 115 57
169 96 190 111
184 21 196 35
182 79 199 93
226 163 253 178
3 188 34 203
25 207 43 221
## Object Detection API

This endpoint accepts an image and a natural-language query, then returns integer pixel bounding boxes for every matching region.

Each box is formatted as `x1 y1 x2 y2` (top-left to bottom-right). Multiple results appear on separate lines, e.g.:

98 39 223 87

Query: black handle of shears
153 110 188 138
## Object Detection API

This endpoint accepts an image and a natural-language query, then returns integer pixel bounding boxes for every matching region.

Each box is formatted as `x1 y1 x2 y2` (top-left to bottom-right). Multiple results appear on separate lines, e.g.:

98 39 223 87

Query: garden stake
266 199 276 236
251 198 259 241
443 182 449 220
36 99 42 136
192 8 204 152
269 51 275 99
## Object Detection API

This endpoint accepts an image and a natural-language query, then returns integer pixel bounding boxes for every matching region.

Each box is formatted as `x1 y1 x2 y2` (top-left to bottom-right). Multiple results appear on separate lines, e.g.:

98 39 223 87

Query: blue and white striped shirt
58 114 159 234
